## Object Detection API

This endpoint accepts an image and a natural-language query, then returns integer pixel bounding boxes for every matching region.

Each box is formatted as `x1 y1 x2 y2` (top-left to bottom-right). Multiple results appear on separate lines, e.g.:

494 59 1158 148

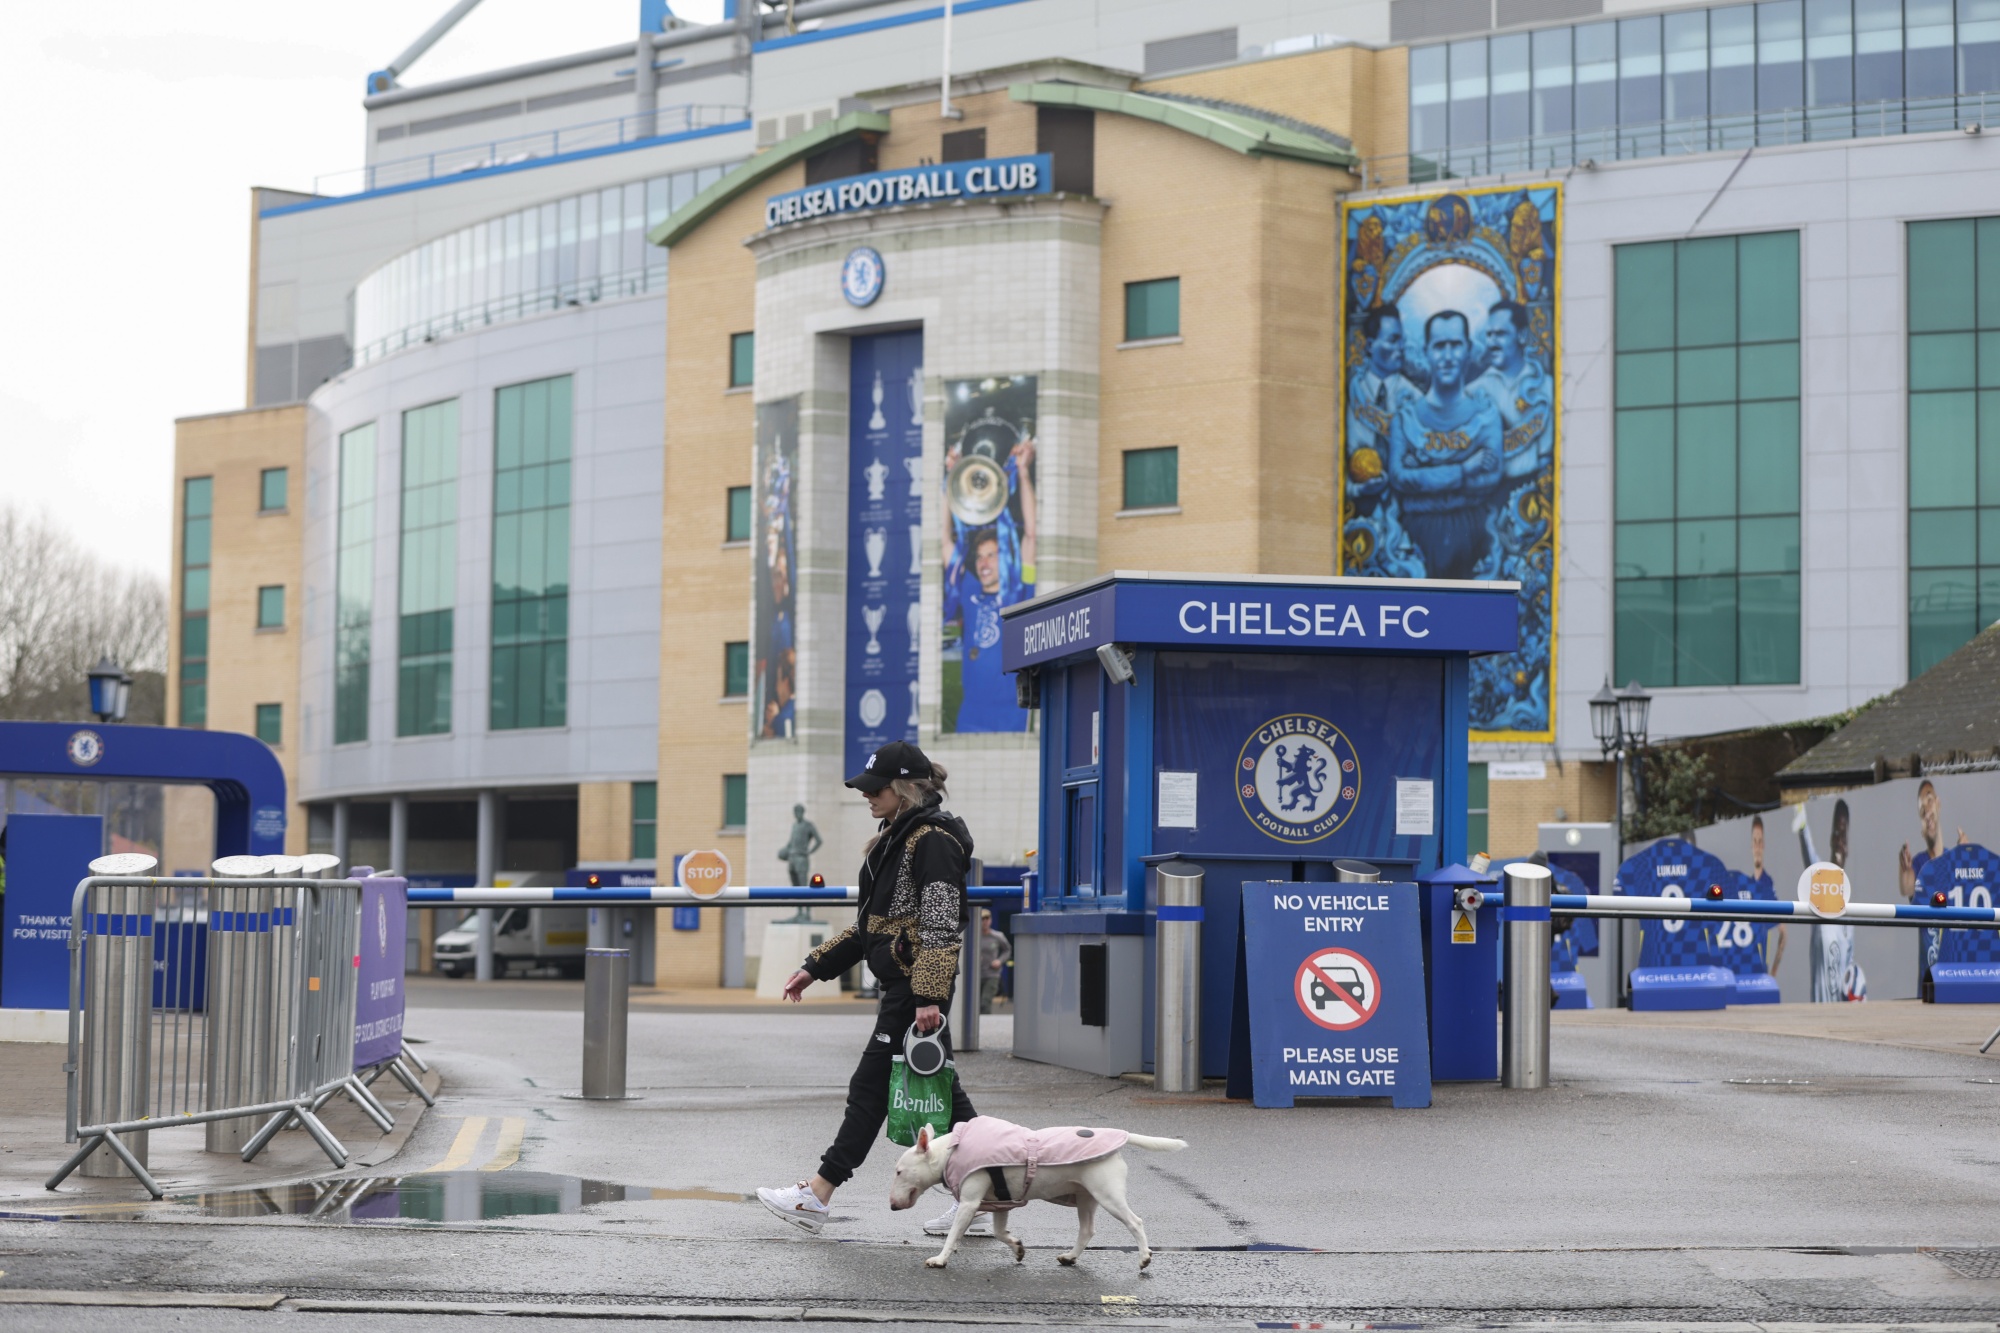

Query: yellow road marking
421 1116 488 1173
480 1118 526 1172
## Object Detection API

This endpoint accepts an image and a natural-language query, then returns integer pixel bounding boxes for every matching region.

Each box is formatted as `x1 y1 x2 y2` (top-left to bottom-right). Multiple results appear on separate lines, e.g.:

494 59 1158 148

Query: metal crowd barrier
47 871 381 1199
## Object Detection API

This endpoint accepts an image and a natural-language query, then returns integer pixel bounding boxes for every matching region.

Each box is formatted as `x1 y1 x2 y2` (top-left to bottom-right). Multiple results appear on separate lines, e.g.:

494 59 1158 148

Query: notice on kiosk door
1240 881 1432 1109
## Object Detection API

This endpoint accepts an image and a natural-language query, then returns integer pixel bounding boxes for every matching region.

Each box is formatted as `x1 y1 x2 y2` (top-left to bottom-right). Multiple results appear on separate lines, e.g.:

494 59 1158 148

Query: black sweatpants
817 984 978 1187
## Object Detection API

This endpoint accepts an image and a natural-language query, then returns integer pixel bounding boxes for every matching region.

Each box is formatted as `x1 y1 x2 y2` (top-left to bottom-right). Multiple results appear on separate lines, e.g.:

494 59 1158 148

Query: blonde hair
865 763 950 851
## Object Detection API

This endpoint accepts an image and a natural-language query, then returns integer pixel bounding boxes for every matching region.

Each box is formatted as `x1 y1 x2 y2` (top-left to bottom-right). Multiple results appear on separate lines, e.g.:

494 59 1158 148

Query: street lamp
1616 679 1652 751
1590 677 1653 1007
87 655 129 724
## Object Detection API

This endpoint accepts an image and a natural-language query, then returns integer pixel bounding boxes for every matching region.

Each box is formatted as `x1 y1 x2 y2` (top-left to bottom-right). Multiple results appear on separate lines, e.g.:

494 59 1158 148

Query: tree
1626 746 1717 843
0 505 167 723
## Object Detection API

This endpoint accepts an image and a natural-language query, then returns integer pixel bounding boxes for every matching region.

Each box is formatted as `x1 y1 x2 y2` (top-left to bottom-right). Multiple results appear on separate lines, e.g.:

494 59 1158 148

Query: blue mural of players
1340 186 1558 739
754 397 800 741
941 375 1037 733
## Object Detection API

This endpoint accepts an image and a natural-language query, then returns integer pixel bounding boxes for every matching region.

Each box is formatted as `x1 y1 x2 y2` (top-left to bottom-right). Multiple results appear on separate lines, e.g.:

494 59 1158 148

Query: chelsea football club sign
1237 714 1362 844
765 154 1053 229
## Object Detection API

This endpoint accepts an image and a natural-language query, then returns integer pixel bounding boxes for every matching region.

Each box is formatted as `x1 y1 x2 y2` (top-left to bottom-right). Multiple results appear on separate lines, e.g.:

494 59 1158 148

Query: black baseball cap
846 740 934 794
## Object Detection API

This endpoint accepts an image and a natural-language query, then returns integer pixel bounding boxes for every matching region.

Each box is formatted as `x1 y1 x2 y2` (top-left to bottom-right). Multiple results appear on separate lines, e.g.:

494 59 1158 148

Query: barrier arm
1550 892 2000 928
404 885 1025 906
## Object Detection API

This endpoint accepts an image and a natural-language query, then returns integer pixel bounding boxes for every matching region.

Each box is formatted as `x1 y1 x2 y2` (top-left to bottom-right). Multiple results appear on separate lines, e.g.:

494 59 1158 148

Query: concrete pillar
389 794 409 877
332 799 351 875
475 790 500 982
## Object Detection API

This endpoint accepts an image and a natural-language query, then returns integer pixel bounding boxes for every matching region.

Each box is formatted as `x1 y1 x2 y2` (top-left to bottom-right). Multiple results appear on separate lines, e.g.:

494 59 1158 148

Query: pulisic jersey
1921 843 2000 965
1618 838 1730 969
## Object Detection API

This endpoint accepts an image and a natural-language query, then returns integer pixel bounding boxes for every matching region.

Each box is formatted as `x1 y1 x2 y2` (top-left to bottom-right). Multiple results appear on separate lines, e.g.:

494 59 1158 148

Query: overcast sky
0 0 727 582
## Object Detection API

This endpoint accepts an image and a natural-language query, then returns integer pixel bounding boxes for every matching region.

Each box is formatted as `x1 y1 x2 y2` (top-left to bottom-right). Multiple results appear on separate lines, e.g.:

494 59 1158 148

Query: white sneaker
757 1181 830 1234
923 1200 988 1236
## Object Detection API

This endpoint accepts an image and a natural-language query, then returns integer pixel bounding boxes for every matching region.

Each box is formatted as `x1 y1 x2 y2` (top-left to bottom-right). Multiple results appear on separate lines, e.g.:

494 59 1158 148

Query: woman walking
757 741 981 1235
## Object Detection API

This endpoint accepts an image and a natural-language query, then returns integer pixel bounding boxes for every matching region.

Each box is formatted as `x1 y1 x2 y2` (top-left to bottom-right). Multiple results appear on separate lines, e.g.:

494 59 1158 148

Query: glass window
1614 233 1803 686
1666 10 1711 121
632 780 657 861
1412 43 1449 152
259 466 288 512
492 376 572 731
1491 34 1531 142
1450 37 1490 145
722 774 747 830
1909 217 2000 673
725 641 750 698
399 399 458 737
1759 0 1807 111
1908 0 1957 108
1621 16 1665 131
1125 278 1180 340
1855 0 1905 104
727 485 753 542
179 476 212 728
255 703 282 748
257 585 284 629
1576 21 1621 132
729 331 754 387
1712 5 1760 117
1533 27 1575 136
335 424 375 744
1467 762 1490 856
1123 447 1179 509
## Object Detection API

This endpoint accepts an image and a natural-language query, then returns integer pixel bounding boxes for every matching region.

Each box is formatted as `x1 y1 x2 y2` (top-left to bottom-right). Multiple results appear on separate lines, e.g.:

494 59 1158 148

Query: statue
778 804 822 887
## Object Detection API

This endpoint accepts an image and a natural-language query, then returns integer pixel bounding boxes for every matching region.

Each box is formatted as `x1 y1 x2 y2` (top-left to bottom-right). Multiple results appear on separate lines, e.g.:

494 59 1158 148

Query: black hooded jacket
801 799 974 1003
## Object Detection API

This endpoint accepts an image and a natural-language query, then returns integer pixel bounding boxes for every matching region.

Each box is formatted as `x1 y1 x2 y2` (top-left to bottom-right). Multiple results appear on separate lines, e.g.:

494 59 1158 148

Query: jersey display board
1546 860 1592 1010
1238 881 1432 1109
1618 838 1736 1011
1713 869 1780 1003
1 813 103 1011
1919 843 2000 1002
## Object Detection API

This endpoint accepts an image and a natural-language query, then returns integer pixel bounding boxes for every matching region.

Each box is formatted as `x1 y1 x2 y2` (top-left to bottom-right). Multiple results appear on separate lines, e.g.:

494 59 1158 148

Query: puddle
18 1173 750 1225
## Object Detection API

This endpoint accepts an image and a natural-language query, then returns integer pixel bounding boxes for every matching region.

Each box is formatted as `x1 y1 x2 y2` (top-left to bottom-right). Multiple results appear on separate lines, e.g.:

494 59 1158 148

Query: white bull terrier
887 1114 1187 1270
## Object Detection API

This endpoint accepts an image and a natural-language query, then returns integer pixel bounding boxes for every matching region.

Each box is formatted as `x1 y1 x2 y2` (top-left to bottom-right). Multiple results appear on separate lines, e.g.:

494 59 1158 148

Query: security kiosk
1000 572 1520 1087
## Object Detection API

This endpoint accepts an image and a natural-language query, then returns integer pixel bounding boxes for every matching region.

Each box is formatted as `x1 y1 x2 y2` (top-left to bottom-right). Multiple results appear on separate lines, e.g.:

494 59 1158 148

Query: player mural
753 397 800 741
940 375 1038 733
1339 186 1559 739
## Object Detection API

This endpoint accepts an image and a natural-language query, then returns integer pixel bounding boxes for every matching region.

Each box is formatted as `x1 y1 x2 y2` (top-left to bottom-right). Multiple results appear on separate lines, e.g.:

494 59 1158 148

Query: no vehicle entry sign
1241 882 1432 1109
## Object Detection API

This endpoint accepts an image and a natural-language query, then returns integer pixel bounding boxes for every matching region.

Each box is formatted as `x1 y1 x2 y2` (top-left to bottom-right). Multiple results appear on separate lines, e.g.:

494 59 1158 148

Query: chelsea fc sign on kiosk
764 154 1052 228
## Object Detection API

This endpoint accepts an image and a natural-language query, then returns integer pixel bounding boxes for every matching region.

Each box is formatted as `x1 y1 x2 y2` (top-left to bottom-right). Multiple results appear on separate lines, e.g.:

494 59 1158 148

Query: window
335 424 375 744
941 126 987 161
724 640 750 698
632 781 657 861
1124 278 1180 341
179 476 212 728
257 585 285 629
399 400 458 737
1613 231 1802 687
726 485 753 542
729 332 755 388
1122 447 1179 510
722 774 747 830
1906 218 2000 675
259 467 288 513
1467 762 1490 856
492 377 572 730
255 703 282 748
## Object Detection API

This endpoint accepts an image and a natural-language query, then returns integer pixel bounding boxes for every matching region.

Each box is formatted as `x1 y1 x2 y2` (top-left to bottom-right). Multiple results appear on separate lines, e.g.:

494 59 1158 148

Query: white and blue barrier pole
405 884 1024 906
1546 893 2000 928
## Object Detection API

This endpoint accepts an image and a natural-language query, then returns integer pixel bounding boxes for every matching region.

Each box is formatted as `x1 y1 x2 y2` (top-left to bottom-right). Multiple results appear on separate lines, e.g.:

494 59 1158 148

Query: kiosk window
1467 762 1489 856
1078 943 1108 1027
1066 786 1097 897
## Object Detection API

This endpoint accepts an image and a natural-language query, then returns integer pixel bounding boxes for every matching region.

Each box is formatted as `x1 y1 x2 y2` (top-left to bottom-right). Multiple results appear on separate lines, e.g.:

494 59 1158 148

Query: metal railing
1362 93 2000 190
355 265 666 365
315 104 750 197
47 874 391 1199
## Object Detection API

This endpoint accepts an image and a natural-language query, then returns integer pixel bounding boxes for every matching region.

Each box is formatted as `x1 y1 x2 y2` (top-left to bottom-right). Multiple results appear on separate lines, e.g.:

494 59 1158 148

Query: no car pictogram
1294 947 1381 1031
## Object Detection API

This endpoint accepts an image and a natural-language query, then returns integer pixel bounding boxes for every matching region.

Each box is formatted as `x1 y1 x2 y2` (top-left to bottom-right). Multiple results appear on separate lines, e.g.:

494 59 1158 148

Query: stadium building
173 0 2000 985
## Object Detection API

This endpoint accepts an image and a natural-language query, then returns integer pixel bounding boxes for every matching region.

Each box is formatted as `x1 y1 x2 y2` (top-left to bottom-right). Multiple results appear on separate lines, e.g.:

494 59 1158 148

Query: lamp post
1589 677 1652 1005
87 656 129 724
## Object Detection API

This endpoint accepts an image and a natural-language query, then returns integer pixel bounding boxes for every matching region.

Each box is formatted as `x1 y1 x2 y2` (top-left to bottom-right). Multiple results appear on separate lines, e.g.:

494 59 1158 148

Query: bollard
79 883 153 1178
1153 861 1204 1094
957 859 984 1053
580 948 631 1099
1501 861 1554 1089
1332 859 1381 883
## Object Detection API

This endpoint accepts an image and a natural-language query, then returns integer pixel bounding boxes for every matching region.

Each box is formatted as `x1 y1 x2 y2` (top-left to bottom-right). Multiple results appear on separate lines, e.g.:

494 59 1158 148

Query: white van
432 873 587 978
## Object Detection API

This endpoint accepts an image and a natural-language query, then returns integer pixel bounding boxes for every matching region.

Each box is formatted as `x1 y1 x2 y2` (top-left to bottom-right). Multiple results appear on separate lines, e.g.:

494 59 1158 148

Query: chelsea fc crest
1236 714 1360 844
66 729 103 767
841 246 885 307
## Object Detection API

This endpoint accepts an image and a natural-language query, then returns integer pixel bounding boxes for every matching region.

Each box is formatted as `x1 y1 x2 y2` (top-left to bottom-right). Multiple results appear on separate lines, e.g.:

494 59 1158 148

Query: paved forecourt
5 992 2000 1323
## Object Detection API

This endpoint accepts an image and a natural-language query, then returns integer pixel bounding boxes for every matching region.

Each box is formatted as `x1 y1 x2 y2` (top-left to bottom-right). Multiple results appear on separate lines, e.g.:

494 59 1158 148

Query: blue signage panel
353 875 408 1068
1921 843 2000 1001
765 155 1052 228
1240 881 1432 1108
3 814 102 1010
845 330 924 777
1002 578 1519 671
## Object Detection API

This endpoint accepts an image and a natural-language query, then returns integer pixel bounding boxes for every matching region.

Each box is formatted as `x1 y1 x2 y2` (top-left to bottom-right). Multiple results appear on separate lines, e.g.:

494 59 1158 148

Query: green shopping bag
885 1055 956 1147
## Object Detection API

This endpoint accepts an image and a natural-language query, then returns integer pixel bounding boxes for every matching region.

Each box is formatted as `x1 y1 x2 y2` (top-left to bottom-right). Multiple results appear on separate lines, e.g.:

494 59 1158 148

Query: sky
0 0 727 582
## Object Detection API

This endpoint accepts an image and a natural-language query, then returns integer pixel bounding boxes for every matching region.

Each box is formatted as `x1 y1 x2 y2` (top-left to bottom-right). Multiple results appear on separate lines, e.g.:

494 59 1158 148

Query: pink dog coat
941 1115 1129 1210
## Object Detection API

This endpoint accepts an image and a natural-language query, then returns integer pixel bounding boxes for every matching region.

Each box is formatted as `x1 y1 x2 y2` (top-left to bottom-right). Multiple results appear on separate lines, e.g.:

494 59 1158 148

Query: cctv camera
1096 642 1136 686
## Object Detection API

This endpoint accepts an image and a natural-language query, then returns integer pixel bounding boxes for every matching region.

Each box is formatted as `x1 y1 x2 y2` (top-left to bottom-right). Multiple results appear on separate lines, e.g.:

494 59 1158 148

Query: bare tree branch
0 504 168 722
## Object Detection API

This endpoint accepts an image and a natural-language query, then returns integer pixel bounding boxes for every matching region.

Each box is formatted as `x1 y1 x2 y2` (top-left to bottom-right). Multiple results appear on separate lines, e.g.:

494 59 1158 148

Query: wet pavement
4 997 2000 1325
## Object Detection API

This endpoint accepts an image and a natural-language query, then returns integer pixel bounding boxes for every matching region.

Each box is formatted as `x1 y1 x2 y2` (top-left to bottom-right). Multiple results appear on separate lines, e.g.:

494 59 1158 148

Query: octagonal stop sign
678 849 732 899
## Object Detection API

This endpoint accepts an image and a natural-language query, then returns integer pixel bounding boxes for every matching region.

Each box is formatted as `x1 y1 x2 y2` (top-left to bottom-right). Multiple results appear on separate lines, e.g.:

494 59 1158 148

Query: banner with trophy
941 375 1037 734
1338 185 1560 741
845 331 925 776
754 397 800 741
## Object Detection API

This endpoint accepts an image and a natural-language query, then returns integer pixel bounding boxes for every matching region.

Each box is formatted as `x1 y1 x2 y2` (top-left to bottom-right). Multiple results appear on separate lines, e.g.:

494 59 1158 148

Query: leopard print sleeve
907 878 964 1002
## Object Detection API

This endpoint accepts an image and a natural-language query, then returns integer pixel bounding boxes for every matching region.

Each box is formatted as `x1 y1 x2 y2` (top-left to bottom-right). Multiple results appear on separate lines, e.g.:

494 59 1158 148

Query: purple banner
354 874 408 1069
